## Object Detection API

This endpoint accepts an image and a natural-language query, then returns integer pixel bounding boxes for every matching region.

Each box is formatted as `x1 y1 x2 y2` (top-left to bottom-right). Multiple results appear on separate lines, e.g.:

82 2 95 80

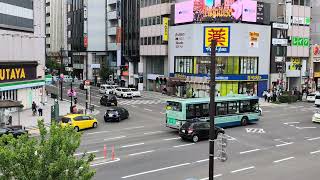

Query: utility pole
209 40 216 180
85 51 89 114
60 47 64 101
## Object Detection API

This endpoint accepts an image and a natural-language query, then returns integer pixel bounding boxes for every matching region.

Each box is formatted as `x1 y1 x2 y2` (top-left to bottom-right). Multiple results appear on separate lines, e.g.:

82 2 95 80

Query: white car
129 88 141 97
99 84 113 94
114 88 133 98
312 111 320 123
63 75 73 82
307 93 316 102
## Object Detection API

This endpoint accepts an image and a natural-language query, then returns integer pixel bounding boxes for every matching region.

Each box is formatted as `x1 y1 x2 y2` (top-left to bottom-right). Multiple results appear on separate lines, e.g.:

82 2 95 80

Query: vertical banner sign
84 34 88 48
163 17 169 41
249 32 260 48
203 26 230 53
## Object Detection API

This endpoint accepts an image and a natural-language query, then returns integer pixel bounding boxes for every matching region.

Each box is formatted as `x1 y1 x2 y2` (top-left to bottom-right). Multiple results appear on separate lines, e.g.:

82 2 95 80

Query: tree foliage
0 120 95 180
46 58 60 71
99 65 113 82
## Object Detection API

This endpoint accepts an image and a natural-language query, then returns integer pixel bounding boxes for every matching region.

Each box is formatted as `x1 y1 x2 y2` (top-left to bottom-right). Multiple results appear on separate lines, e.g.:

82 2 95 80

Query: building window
152 37 156 45
175 57 194 74
0 90 18 101
157 16 161 24
156 36 161 44
148 17 152 26
140 19 144 26
240 57 258 74
148 37 151 45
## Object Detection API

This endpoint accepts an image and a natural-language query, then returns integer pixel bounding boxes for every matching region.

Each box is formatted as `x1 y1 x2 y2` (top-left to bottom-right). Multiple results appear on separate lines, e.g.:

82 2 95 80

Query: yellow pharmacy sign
203 26 230 53
163 17 169 41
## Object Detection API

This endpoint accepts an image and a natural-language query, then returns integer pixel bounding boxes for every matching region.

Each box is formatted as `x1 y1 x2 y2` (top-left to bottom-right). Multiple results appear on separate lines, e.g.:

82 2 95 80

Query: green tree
0 120 95 180
99 65 113 82
46 58 60 71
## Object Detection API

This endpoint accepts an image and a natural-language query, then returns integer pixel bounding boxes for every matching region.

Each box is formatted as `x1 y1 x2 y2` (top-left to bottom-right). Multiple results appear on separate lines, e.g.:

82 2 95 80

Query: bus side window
202 103 209 117
186 104 195 119
240 101 251 113
195 104 201 117
228 101 238 114
216 102 227 116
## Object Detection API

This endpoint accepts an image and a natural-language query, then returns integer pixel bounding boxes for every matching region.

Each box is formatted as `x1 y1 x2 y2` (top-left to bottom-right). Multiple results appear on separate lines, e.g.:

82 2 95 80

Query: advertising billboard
203 26 230 53
175 0 269 24
0 63 37 83
174 1 194 24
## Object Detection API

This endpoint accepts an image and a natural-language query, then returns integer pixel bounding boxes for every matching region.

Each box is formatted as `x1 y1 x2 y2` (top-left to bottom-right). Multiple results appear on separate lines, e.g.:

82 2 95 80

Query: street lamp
209 40 216 180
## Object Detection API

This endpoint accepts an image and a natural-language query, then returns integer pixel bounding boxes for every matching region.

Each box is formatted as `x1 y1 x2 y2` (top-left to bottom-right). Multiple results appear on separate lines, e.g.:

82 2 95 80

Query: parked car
99 84 114 94
104 107 129 122
0 126 28 138
179 120 225 143
129 88 141 97
100 94 117 106
114 88 133 98
60 114 98 132
312 110 320 123
109 85 119 94
307 93 316 102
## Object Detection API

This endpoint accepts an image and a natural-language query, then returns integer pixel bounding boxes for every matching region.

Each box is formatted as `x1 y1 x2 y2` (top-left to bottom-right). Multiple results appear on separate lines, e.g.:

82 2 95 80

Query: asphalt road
47 83 320 180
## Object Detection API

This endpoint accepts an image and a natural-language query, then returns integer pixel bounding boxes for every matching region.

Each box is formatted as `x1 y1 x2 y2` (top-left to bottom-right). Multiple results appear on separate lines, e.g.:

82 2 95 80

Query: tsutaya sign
0 64 37 83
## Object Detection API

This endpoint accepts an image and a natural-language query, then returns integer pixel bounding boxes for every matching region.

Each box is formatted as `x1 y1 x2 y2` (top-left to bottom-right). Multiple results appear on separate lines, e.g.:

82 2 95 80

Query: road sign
246 128 266 134
65 67 73 72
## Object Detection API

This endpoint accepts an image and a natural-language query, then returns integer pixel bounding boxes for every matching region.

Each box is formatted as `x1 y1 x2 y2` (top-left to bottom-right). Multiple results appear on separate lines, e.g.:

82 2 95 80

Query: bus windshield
166 101 182 111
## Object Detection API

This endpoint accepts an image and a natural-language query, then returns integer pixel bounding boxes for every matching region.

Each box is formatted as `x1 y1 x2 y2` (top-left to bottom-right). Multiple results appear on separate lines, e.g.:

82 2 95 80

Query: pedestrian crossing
118 99 166 105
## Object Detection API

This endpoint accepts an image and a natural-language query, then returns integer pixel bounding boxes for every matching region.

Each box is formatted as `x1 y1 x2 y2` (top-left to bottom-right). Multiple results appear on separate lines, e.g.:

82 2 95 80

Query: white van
315 93 320 107
99 84 113 94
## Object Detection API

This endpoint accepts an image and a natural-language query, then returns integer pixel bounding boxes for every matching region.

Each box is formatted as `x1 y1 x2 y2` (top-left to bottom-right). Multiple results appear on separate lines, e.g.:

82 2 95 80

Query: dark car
0 126 28 138
179 121 225 143
100 94 118 106
104 107 129 122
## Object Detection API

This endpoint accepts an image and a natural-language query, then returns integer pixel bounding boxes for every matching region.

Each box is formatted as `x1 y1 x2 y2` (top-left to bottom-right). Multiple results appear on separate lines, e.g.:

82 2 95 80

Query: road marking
122 126 145 130
283 122 300 125
104 136 126 141
173 143 194 148
129 150 155 156
310 150 320 154
196 159 209 163
94 104 101 108
239 149 261 154
231 166 255 173
200 174 222 180
273 157 295 163
296 127 317 130
307 137 320 141
94 156 105 160
131 105 137 108
90 158 120 167
121 163 191 179
276 142 293 147
121 143 145 148
74 150 99 156
144 108 152 112
246 128 265 133
86 131 111 135
143 131 163 135
163 137 181 141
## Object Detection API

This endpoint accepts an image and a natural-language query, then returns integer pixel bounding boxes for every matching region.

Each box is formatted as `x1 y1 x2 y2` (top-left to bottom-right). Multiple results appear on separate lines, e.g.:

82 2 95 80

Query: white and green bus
165 95 261 130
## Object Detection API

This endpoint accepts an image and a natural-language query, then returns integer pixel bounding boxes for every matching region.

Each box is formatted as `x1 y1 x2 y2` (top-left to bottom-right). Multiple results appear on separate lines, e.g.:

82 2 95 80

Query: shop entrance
239 82 257 95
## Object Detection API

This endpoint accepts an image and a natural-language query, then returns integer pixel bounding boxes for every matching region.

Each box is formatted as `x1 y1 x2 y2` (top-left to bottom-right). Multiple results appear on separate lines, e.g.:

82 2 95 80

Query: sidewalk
11 95 99 136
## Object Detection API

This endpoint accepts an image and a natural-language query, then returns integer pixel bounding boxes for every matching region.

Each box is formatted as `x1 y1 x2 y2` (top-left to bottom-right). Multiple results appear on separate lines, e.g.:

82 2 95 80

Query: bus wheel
241 117 248 126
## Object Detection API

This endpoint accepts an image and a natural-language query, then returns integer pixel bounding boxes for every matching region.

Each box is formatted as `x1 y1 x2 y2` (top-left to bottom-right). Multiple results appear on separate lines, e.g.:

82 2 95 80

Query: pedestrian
272 90 277 102
38 103 43 116
32 101 37 116
267 90 271 102
216 91 221 97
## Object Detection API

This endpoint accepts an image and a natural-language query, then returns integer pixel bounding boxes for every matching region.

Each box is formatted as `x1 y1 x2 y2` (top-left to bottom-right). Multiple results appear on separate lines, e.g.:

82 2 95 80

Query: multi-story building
0 0 45 108
311 0 320 90
67 0 106 82
106 0 121 82
121 0 140 87
45 0 68 63
138 0 172 91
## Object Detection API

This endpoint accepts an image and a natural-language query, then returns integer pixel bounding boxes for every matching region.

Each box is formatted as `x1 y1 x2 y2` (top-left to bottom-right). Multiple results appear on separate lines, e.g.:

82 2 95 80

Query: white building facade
0 0 46 109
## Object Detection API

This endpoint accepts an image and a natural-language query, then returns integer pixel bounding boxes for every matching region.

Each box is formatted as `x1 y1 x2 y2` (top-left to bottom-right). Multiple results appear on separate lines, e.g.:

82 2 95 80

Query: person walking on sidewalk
38 103 43 116
32 101 37 116
262 90 267 102
267 90 271 102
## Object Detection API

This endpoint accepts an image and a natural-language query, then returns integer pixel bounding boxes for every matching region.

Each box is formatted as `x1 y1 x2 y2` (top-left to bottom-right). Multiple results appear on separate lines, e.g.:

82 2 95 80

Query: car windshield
130 89 137 91
122 89 131 92
107 110 118 115
61 117 71 123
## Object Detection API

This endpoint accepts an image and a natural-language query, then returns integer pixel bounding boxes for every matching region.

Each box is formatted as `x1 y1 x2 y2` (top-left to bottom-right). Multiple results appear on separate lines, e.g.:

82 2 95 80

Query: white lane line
74 150 99 156
86 131 111 135
121 143 145 148
196 159 209 163
122 126 145 130
131 105 137 108
160 112 165 115
283 122 300 125
239 149 261 154
90 158 121 167
143 131 163 135
144 108 153 112
104 136 126 141
307 137 320 141
310 150 320 154
121 163 191 179
231 166 255 173
94 104 101 108
173 143 194 148
296 127 317 129
163 137 181 141
129 150 155 156
199 174 222 180
276 142 293 147
273 157 295 163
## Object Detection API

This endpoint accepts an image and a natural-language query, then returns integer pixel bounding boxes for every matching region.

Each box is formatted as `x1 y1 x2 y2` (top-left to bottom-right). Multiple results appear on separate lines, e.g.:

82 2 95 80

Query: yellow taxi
60 114 98 132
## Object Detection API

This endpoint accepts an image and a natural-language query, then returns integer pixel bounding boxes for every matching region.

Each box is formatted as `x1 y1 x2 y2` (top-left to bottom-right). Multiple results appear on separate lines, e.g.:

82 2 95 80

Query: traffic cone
111 145 115 160
103 144 107 159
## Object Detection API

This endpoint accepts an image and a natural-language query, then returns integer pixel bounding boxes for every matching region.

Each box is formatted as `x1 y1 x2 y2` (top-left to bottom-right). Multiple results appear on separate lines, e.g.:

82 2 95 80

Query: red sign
116 27 122 44
84 34 88 48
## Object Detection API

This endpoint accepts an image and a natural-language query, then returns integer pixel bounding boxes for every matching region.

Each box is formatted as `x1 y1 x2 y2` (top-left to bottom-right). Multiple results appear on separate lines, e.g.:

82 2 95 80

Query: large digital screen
174 0 269 24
